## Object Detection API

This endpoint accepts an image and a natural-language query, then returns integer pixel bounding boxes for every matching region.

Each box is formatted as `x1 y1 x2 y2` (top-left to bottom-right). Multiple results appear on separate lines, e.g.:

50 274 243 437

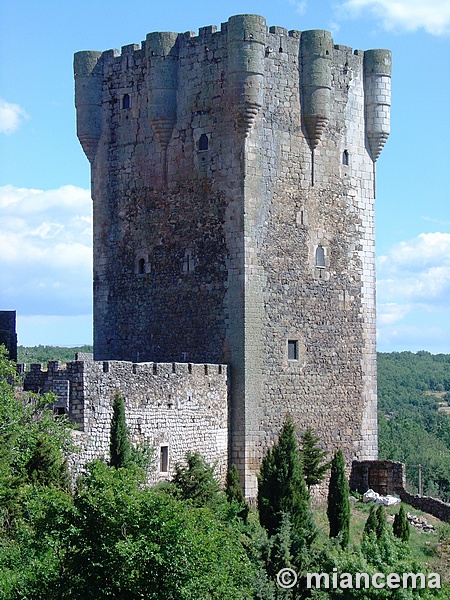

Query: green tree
299 427 330 490
26 434 69 489
393 503 410 542
109 391 131 468
376 504 387 540
327 449 350 549
0 346 73 532
257 415 315 551
172 451 222 508
225 464 249 522
68 461 255 599
364 504 377 537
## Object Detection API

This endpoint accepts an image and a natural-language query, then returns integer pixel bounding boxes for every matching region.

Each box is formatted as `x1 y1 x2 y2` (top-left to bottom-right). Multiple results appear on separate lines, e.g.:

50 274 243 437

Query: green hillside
377 351 450 501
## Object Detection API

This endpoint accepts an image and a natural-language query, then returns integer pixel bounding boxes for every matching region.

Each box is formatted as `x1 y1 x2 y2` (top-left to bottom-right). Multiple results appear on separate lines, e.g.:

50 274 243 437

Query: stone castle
25 14 391 499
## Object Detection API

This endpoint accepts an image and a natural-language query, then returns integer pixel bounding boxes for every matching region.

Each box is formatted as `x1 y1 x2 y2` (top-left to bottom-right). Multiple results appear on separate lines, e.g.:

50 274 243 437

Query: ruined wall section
24 356 229 482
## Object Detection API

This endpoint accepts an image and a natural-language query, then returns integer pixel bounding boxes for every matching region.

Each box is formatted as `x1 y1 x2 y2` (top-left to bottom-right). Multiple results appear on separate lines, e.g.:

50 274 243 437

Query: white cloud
377 232 450 352
0 98 29 134
339 0 450 36
377 233 450 310
289 0 308 16
0 185 92 318
383 232 450 270
377 302 411 325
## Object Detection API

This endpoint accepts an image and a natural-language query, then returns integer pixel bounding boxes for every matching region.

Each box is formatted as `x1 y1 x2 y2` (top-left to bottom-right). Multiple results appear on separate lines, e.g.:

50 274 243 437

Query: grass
313 497 450 586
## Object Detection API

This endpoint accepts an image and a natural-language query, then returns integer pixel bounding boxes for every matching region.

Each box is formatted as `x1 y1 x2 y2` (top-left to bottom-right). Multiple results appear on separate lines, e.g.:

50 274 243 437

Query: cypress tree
225 464 249 522
226 464 244 504
393 504 410 542
364 504 377 536
109 391 131 468
300 427 330 490
258 415 314 548
327 449 350 548
376 504 387 539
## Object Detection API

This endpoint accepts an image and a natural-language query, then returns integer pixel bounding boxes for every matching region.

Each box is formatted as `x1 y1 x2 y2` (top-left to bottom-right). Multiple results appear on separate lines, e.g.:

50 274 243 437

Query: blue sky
0 0 449 352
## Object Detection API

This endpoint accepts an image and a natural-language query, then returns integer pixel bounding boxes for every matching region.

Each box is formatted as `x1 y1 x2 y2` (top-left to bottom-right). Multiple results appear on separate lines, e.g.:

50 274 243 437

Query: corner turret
146 32 179 151
227 14 266 135
300 30 333 150
74 51 104 163
364 49 392 161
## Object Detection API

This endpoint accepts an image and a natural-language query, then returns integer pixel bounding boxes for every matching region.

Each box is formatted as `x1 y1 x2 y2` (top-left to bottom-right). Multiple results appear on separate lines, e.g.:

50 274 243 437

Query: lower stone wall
350 460 450 524
23 356 230 486
398 490 450 523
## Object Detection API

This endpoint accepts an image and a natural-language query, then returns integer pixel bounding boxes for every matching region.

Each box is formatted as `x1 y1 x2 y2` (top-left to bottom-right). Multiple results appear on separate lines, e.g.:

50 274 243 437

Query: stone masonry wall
24 355 229 483
0 310 17 362
350 460 450 524
75 14 391 498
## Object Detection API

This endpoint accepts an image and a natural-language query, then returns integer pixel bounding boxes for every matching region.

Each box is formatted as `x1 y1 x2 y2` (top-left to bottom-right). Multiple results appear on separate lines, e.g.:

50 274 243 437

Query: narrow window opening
288 340 299 361
103 361 109 373
182 249 195 273
198 133 209 151
160 446 169 472
138 257 145 274
316 245 326 268
343 150 349 166
122 94 130 109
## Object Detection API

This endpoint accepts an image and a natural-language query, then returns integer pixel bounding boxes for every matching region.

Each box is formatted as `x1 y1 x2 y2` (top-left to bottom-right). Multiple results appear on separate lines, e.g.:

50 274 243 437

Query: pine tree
258 415 315 550
300 427 330 490
172 452 221 507
393 504 410 542
327 449 350 548
109 391 131 468
26 434 68 488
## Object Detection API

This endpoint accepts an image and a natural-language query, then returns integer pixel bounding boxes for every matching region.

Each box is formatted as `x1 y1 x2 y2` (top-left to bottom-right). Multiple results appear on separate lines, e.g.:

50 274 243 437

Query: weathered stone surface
71 14 390 498
0 311 17 362
24 357 228 483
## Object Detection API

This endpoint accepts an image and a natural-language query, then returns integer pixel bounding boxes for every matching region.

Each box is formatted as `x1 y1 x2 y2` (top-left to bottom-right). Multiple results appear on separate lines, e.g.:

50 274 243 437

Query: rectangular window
288 340 299 361
160 445 169 473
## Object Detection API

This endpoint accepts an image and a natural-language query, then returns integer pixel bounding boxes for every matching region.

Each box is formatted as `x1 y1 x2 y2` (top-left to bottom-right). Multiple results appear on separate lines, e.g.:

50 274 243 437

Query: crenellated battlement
23 355 229 479
74 13 391 498
75 14 390 164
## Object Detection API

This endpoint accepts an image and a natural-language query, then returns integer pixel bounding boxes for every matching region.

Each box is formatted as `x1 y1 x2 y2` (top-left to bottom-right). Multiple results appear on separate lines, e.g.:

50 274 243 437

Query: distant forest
17 345 93 365
17 346 450 501
378 351 450 502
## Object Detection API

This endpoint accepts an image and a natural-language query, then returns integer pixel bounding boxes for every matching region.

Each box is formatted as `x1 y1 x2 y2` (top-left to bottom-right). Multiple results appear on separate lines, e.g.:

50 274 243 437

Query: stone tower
0 310 18 362
75 14 391 498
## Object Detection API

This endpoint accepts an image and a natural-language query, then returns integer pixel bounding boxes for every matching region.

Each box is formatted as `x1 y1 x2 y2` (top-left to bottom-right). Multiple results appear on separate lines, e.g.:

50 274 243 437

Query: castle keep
68 14 390 497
